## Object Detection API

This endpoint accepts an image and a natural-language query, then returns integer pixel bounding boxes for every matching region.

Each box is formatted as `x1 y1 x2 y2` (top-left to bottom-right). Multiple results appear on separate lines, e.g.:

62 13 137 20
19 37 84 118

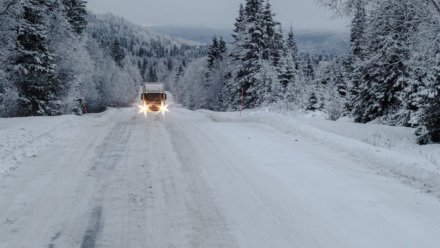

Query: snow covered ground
201 109 440 196
0 104 440 247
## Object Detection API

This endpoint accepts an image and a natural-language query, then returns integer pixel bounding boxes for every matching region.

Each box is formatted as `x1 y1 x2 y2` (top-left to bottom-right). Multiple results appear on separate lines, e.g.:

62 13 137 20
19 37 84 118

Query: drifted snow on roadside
0 116 74 176
199 109 440 196
0 109 120 176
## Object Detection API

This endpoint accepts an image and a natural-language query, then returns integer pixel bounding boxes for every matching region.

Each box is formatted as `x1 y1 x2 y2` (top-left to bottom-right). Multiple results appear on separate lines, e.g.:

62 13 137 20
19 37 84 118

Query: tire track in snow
80 206 103 248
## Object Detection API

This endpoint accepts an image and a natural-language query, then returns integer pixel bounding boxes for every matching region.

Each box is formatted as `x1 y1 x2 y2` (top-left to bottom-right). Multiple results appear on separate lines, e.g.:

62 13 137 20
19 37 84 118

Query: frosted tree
261 0 283 66
61 0 87 34
12 0 60 116
207 36 227 70
286 26 299 69
220 4 246 110
303 54 315 81
110 40 125 68
350 0 366 59
306 92 319 111
0 0 20 116
238 0 265 108
415 33 440 144
147 65 158 82
352 0 419 124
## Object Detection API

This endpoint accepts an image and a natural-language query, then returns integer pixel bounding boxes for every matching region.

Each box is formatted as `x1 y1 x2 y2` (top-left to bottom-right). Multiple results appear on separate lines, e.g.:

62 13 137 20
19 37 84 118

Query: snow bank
0 115 74 176
199 109 440 195
0 109 119 176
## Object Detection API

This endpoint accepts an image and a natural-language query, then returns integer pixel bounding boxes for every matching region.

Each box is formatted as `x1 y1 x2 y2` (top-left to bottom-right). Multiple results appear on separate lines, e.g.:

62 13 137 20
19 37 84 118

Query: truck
140 83 168 113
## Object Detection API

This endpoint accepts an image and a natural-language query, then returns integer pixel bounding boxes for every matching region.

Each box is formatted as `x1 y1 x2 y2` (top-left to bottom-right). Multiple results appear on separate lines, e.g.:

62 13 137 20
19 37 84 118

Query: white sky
87 0 348 32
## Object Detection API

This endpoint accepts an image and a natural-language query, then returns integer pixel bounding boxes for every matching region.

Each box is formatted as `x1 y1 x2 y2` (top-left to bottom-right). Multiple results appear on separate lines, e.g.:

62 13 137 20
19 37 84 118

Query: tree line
170 0 440 144
0 0 202 116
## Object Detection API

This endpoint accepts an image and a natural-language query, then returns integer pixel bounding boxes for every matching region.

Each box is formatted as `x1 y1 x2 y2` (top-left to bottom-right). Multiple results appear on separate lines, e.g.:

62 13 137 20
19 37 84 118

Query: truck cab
141 83 167 113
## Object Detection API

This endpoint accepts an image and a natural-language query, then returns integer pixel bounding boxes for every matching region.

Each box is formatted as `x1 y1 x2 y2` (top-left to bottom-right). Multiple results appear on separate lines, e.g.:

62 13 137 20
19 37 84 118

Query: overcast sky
87 0 348 32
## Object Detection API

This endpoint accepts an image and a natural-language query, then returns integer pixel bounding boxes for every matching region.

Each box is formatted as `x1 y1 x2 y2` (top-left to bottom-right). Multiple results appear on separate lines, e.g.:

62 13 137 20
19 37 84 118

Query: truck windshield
143 93 163 101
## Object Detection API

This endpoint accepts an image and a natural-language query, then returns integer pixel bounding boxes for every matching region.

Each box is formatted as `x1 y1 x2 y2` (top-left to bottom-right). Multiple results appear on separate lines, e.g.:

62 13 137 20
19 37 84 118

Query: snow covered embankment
0 116 74 176
0 109 119 176
200 109 440 196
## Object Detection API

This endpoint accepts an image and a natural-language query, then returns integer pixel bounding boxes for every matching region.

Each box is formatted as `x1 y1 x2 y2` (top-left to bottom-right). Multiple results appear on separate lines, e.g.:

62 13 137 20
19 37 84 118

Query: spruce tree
13 0 59 116
207 36 219 69
416 43 440 144
278 46 296 89
306 92 319 111
353 0 418 124
61 0 87 34
286 26 299 69
147 65 158 82
110 40 125 68
220 3 245 110
218 37 226 60
350 0 366 60
303 55 315 80
237 0 265 108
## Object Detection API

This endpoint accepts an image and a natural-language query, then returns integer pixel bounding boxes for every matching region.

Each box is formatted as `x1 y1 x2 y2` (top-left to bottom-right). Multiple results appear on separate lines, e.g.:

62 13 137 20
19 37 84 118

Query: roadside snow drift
200 109 440 195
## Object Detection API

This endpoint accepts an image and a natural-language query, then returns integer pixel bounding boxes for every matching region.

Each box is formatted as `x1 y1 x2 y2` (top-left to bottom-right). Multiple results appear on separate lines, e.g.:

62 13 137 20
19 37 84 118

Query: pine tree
416 42 440 144
286 26 299 69
306 92 319 111
140 58 148 80
221 3 247 110
207 36 219 69
346 0 367 112
353 0 419 124
218 37 227 60
350 0 366 60
261 0 277 61
110 40 125 68
232 3 246 46
147 65 158 82
61 0 87 34
278 46 296 89
13 0 60 116
303 55 315 80
236 0 266 108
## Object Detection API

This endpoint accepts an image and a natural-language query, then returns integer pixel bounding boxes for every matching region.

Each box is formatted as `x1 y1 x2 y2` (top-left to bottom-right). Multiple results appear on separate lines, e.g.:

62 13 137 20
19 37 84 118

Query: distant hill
89 14 201 49
149 26 232 44
150 25 349 55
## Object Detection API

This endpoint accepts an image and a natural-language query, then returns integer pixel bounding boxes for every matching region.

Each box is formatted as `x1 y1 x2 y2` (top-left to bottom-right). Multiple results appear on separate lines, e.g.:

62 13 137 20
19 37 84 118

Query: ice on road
0 106 440 248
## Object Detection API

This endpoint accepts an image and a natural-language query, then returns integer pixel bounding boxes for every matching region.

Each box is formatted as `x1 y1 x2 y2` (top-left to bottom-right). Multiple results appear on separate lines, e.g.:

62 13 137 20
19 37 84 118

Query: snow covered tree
12 0 61 116
261 0 283 66
110 40 125 68
286 26 299 69
0 0 20 116
61 0 87 34
223 0 287 109
238 0 266 108
303 55 315 81
350 0 366 60
278 50 296 89
415 34 440 144
207 36 227 69
207 37 219 69
147 65 158 82
306 92 319 111
352 0 419 124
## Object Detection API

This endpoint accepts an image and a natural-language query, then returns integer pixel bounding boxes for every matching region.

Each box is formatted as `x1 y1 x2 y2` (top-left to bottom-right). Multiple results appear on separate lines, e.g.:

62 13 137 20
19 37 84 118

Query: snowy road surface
1 106 440 248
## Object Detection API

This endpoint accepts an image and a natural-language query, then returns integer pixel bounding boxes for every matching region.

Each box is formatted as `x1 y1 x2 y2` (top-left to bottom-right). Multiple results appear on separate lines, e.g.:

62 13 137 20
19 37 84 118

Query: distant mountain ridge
89 14 202 48
150 25 349 55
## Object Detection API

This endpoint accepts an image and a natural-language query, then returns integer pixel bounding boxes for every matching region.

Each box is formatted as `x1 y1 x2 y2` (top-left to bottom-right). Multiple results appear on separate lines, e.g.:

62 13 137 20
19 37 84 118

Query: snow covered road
1 106 440 247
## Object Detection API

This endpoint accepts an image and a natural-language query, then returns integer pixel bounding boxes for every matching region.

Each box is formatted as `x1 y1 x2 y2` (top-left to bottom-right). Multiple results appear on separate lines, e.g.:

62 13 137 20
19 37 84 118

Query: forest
169 0 440 144
0 0 202 115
